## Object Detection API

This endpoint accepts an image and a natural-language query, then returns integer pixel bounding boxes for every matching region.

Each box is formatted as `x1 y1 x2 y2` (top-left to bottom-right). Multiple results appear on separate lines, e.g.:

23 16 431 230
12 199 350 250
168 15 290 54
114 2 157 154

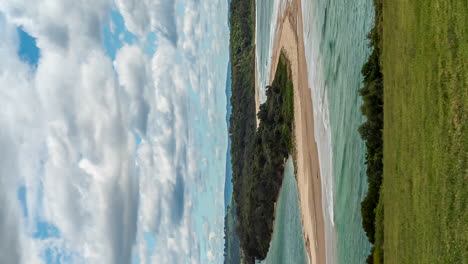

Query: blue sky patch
45 248 60 264
17 27 40 67
102 10 138 60
17 185 28 218
134 132 142 146
34 221 61 240
44 246 74 264
132 254 140 264
177 3 185 16
143 32 157 56
143 232 157 259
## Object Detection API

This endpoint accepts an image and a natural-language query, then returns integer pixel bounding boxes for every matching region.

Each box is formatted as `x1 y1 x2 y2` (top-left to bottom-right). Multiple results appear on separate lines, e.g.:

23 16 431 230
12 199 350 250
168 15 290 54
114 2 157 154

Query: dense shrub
359 0 384 261
229 3 295 258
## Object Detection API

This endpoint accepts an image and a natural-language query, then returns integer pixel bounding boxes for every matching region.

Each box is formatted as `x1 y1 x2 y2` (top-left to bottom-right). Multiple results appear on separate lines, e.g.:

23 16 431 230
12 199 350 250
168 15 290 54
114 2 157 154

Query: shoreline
254 45 260 128
255 0 327 263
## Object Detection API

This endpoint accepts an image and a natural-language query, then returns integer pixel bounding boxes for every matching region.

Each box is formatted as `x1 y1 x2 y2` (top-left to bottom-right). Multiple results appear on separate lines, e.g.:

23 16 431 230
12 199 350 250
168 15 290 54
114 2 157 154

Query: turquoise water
256 0 375 262
259 158 308 264
301 0 374 262
255 0 282 104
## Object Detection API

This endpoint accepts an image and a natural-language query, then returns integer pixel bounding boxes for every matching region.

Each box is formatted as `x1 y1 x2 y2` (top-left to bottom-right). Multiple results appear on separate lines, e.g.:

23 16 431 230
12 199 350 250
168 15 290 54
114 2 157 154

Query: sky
0 0 230 263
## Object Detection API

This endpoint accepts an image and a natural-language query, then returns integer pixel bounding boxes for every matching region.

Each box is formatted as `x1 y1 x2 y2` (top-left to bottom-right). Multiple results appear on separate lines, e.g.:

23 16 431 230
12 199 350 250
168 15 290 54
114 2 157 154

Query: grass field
382 0 467 263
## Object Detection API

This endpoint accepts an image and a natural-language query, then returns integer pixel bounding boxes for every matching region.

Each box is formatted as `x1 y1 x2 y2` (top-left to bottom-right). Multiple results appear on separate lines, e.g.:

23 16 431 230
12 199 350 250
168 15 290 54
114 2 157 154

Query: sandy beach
255 0 327 263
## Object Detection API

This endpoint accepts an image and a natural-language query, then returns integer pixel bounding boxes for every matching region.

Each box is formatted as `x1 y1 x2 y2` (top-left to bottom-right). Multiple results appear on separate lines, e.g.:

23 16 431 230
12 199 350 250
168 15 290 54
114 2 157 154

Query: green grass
382 0 467 263
373 190 384 263
373 246 381 264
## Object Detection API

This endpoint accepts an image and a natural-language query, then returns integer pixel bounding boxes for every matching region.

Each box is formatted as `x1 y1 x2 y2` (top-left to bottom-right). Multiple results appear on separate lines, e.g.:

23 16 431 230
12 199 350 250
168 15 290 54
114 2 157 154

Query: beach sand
255 0 327 263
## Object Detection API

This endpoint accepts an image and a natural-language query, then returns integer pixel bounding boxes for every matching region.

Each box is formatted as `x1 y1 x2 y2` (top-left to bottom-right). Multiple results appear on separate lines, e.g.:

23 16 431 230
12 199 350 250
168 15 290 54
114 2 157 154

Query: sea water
259 157 308 264
256 0 375 262
301 0 374 262
255 0 284 103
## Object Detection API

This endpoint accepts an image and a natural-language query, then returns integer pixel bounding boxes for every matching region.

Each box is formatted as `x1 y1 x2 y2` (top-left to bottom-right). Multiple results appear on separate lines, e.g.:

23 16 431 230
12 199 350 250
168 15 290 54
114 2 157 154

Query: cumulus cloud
115 0 178 44
114 44 151 135
0 126 23 264
1 2 139 262
0 0 110 52
0 0 229 263
129 39 195 262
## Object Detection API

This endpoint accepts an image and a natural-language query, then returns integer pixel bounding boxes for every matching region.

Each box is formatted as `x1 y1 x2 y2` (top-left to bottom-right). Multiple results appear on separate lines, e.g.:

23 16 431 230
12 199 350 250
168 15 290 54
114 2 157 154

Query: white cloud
114 44 152 135
1 2 138 262
115 0 178 44
0 0 110 52
0 14 44 263
0 0 230 263
0 124 25 264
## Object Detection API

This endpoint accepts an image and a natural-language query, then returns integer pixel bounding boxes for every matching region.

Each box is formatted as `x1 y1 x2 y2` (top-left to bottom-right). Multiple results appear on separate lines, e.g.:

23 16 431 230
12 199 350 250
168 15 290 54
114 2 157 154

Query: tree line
229 0 295 261
358 0 384 262
239 54 294 260
223 198 241 264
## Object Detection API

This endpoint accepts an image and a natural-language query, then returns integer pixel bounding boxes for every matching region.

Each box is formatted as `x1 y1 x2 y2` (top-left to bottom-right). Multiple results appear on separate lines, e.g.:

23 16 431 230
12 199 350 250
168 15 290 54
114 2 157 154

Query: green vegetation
229 0 256 229
224 197 241 264
229 0 295 258
358 0 384 261
382 0 467 263
373 191 384 264
230 47 295 262
362 0 467 262
243 53 294 259
360 0 467 263
228 0 256 261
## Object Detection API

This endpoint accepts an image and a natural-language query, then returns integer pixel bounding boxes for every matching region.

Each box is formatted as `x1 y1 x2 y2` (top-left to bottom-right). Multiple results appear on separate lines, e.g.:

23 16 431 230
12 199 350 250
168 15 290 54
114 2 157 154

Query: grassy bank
382 0 467 263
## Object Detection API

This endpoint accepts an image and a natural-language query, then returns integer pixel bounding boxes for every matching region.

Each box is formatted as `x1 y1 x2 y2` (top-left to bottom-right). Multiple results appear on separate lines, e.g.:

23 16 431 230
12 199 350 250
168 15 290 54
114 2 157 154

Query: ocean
258 158 308 264
255 0 282 104
301 0 374 262
256 0 374 262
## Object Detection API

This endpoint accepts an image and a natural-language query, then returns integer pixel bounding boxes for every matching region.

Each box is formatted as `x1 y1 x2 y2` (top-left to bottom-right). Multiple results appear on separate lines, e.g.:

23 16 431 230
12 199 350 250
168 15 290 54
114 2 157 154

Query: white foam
301 0 337 262
256 0 286 104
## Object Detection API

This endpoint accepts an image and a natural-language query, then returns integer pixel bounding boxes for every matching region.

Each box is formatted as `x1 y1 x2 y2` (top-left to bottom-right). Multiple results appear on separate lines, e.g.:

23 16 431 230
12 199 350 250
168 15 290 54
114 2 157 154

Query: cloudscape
0 0 229 263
